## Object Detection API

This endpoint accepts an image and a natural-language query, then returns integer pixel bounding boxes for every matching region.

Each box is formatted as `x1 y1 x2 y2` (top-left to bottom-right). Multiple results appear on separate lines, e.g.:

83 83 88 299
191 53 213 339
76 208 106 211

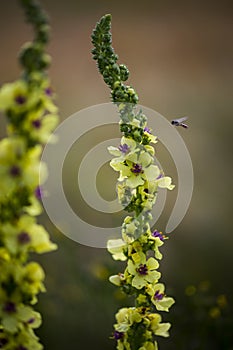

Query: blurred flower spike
0 0 59 348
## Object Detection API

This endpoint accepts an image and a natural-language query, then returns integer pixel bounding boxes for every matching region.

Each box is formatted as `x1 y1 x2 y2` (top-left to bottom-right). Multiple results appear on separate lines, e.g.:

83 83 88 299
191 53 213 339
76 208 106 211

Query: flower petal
157 176 175 190
147 257 159 270
144 165 160 182
132 275 147 289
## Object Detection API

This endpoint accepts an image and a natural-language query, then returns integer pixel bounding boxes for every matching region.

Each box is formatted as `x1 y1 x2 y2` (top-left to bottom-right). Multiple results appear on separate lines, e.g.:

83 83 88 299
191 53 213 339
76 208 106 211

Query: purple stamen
45 87 52 96
156 173 163 180
28 317 35 324
35 186 43 200
118 143 129 154
32 119 42 129
113 331 124 340
131 163 143 174
152 230 164 241
3 301 16 314
144 127 151 134
137 264 148 275
15 95 26 105
18 231 31 244
9 165 21 177
154 290 164 301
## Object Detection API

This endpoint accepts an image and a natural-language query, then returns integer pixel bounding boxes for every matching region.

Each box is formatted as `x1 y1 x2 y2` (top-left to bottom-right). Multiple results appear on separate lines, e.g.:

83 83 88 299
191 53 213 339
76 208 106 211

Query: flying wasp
171 116 188 129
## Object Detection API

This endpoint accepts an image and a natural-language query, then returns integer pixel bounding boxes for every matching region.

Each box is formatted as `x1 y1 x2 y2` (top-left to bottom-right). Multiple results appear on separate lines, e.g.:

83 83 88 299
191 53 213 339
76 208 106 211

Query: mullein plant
0 0 58 349
92 15 175 350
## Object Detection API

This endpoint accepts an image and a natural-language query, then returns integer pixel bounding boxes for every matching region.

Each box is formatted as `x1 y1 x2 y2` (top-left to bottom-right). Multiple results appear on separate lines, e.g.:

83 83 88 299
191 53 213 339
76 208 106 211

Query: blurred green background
1 0 233 349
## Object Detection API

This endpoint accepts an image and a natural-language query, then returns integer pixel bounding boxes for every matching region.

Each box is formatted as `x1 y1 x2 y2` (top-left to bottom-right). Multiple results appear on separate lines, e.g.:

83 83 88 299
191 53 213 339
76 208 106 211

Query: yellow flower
0 80 38 113
0 137 25 198
108 136 137 157
109 273 125 286
107 239 127 261
156 175 175 190
8 108 58 144
148 313 171 337
21 262 46 303
143 127 158 144
1 215 57 256
115 307 142 333
146 283 175 312
0 137 46 200
127 252 161 289
111 149 159 188
0 303 41 333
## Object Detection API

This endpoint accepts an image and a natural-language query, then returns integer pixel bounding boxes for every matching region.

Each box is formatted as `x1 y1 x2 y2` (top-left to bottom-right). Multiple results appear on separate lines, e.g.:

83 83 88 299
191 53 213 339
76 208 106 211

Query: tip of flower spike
94 14 112 32
91 14 112 45
101 14 112 22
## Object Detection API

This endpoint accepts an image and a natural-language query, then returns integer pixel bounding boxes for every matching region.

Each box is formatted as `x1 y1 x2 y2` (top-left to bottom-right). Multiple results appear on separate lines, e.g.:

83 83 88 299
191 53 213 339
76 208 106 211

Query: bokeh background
1 0 233 349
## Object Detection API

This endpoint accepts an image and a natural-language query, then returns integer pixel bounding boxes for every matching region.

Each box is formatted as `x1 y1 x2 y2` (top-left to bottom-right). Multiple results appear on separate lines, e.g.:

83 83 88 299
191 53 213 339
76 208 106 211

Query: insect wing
174 116 188 123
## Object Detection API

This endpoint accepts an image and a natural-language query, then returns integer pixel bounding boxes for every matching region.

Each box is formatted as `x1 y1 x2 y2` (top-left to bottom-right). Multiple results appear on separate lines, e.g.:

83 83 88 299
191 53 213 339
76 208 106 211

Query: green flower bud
119 64 129 81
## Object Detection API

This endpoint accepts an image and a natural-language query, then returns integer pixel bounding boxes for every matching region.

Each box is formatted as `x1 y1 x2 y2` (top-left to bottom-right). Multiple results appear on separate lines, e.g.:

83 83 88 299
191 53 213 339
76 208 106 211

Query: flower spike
92 14 175 350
